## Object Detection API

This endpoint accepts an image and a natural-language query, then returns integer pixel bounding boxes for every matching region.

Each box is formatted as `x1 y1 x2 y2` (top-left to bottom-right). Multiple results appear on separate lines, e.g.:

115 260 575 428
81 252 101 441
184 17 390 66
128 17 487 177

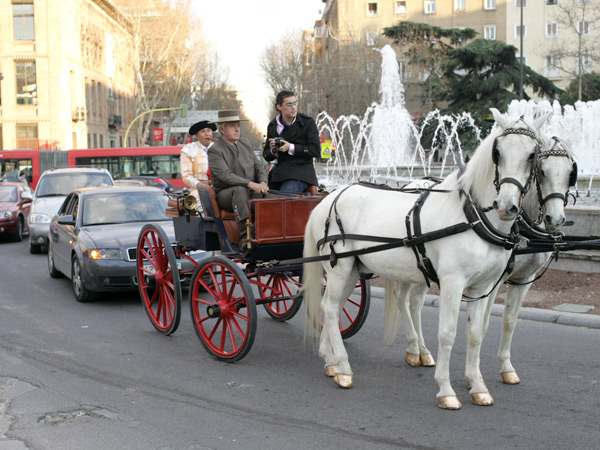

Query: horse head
489 108 549 221
527 136 577 232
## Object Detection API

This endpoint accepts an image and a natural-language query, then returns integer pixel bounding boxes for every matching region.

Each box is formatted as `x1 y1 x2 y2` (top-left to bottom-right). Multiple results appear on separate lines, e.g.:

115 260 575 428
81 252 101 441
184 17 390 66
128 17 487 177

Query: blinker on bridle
532 136 578 224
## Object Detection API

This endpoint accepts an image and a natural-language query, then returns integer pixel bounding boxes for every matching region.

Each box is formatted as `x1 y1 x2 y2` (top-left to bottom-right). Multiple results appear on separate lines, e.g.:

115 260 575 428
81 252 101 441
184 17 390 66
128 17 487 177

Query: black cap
189 120 217 135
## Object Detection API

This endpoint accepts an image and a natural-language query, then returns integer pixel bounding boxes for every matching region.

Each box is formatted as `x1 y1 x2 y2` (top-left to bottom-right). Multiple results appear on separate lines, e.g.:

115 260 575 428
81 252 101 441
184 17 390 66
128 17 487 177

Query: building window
484 25 496 40
367 2 377 16
515 0 527 7
93 134 97 148
395 1 407 14
13 3 35 41
545 54 560 77
366 31 378 46
15 61 37 105
575 52 591 74
515 24 527 40
546 22 558 38
577 20 590 36
485 0 496 10
546 0 558 5
455 0 466 10
425 1 436 14
399 61 407 80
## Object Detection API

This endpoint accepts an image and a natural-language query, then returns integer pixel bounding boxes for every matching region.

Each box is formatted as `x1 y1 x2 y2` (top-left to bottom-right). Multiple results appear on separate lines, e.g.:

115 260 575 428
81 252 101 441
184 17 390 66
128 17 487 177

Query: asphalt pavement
370 286 600 330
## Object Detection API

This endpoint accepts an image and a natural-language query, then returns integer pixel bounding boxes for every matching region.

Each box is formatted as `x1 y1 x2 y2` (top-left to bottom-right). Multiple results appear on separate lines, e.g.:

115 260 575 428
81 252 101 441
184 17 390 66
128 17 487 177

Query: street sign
153 128 164 141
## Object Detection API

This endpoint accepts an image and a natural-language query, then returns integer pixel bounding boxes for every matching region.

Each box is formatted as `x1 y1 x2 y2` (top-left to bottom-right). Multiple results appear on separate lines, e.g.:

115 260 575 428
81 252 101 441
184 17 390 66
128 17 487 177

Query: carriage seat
196 182 241 244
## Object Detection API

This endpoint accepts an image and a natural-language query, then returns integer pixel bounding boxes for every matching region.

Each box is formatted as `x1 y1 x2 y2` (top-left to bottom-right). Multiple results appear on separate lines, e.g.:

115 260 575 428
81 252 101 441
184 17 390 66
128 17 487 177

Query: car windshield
0 186 18 202
36 173 112 197
82 191 168 226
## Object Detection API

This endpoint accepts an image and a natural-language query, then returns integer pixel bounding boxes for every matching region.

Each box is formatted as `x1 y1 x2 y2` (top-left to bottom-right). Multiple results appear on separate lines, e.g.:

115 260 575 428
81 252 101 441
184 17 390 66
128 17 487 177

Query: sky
194 0 325 131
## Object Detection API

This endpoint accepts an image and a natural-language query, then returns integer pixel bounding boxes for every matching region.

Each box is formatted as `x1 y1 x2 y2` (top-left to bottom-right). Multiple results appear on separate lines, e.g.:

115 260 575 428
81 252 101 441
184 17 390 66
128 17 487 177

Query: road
0 238 599 449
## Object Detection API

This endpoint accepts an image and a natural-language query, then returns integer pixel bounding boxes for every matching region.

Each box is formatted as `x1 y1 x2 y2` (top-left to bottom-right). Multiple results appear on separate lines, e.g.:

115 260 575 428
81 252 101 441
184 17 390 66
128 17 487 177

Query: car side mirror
22 192 33 200
58 215 76 226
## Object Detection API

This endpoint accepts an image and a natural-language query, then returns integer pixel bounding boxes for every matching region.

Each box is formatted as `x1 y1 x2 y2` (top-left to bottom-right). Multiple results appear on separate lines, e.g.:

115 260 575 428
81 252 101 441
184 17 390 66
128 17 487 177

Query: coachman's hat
211 110 249 124
189 120 217 136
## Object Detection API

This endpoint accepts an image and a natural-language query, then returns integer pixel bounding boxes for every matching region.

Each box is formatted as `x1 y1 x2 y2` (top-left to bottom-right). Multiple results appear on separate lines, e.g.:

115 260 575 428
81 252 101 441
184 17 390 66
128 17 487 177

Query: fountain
315 45 481 187
315 45 599 209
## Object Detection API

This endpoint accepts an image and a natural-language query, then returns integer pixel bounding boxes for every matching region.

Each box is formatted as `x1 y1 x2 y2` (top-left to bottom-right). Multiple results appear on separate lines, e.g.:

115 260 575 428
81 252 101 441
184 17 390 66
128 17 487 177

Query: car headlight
89 249 124 260
0 211 14 219
30 213 51 224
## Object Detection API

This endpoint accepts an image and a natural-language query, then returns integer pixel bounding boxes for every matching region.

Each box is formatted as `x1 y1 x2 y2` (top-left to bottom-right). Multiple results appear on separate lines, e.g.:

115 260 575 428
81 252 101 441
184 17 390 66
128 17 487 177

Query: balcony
72 106 86 122
14 139 59 150
108 115 122 128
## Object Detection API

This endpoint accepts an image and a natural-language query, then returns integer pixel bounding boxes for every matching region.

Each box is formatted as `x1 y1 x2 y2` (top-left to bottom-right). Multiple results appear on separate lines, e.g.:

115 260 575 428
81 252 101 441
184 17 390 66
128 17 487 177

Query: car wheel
29 242 42 254
48 243 63 278
71 255 96 302
12 216 24 242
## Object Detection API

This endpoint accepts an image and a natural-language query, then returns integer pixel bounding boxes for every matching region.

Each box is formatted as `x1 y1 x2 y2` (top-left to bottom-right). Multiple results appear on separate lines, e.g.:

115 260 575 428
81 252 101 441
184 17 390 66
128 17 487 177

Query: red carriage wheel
189 256 257 362
259 272 303 322
321 275 371 339
339 279 370 339
136 224 181 335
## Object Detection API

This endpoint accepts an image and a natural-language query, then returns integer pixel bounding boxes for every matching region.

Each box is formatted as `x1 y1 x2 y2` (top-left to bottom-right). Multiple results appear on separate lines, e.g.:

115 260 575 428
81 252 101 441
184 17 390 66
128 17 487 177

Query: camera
273 137 283 149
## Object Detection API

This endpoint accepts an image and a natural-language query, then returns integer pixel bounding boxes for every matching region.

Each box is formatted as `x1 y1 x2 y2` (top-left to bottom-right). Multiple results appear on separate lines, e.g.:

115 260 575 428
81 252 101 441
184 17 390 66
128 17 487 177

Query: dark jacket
262 113 320 186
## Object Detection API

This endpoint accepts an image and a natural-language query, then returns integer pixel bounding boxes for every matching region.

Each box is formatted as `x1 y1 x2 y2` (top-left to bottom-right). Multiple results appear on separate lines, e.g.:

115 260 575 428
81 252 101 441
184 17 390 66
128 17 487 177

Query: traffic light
180 103 188 118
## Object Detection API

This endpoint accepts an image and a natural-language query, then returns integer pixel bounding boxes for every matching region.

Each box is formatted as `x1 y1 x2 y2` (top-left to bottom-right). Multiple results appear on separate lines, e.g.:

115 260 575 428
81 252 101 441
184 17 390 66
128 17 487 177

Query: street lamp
519 0 524 99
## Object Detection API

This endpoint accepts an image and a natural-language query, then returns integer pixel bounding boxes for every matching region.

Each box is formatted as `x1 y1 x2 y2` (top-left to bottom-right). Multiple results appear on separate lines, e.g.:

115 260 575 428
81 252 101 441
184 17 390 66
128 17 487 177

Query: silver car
47 186 205 302
29 167 113 253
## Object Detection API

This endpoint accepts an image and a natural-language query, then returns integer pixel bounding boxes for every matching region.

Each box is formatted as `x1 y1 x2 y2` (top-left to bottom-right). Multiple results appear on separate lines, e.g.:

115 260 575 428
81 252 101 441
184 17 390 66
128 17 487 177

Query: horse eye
540 169 546 177
527 152 536 161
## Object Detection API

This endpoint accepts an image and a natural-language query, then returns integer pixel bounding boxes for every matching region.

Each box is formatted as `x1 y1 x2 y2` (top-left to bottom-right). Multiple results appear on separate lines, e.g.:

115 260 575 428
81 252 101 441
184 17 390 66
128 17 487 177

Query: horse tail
302 218 323 346
383 279 401 346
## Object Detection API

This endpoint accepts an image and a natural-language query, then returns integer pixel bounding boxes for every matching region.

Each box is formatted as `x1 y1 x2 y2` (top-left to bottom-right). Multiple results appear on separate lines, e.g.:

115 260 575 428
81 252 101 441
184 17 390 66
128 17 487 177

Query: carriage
135 183 370 362
136 109 597 409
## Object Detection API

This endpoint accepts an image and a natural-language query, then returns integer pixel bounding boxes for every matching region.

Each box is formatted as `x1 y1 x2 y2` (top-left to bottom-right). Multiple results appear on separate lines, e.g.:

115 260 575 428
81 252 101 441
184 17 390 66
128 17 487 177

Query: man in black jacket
263 90 320 193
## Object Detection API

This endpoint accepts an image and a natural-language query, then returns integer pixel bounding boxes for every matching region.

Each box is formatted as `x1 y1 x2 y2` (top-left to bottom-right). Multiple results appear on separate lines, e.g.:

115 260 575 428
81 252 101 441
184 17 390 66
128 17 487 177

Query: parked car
0 182 33 241
29 167 114 254
120 176 174 192
114 179 145 186
47 186 204 302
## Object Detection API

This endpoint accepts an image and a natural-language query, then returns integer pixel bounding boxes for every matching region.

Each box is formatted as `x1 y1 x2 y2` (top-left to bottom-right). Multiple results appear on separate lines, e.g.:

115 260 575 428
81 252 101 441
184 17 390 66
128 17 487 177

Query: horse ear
533 111 552 130
490 108 507 129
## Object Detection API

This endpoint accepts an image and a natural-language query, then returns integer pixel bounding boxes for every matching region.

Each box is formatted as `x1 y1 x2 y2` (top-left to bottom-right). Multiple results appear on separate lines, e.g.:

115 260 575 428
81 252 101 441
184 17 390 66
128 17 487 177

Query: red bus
1 147 185 190
67 146 185 188
0 149 68 189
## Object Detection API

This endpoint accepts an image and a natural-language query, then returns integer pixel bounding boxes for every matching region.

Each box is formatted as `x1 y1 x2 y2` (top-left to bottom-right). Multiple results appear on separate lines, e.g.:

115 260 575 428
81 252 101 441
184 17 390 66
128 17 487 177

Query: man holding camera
263 90 321 193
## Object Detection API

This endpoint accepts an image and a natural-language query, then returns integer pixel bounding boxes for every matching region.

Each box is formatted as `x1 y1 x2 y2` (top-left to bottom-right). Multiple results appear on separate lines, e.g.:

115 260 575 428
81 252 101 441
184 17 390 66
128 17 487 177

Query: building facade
313 0 598 113
0 0 136 150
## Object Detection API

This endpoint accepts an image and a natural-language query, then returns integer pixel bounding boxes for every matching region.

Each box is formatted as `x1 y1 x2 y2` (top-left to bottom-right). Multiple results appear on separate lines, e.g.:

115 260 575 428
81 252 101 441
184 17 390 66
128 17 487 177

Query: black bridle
491 125 541 198
531 137 578 224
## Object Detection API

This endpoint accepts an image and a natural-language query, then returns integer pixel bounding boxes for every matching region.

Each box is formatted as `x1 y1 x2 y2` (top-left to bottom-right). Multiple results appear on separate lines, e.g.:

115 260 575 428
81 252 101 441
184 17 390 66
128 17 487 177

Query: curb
369 286 600 330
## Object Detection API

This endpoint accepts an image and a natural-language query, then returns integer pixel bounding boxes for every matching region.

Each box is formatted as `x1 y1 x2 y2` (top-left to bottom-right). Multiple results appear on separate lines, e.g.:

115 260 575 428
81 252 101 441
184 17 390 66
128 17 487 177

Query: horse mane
457 125 503 203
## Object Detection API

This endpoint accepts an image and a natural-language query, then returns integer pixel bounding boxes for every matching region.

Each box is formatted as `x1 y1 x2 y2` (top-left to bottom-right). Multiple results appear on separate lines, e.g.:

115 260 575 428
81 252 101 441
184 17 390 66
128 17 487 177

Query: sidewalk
369 287 600 330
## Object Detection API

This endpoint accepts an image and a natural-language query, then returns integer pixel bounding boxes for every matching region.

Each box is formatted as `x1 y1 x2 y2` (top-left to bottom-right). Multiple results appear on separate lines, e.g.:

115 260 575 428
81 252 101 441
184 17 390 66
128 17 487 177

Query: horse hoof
438 396 462 410
405 353 421 367
325 365 338 377
420 354 436 367
333 374 353 389
471 391 494 406
501 371 521 385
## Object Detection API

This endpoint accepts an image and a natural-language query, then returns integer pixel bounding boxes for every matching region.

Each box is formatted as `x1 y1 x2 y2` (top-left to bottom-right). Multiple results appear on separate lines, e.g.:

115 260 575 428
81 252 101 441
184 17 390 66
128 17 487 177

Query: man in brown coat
208 110 268 244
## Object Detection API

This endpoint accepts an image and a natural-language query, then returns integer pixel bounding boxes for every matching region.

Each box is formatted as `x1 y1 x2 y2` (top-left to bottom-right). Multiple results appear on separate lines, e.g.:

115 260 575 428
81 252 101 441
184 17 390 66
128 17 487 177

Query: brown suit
208 137 268 230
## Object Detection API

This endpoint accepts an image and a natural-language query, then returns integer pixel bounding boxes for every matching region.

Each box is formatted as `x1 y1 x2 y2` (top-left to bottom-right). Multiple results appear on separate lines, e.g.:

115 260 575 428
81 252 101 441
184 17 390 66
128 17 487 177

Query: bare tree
115 0 208 145
550 0 600 101
259 29 306 108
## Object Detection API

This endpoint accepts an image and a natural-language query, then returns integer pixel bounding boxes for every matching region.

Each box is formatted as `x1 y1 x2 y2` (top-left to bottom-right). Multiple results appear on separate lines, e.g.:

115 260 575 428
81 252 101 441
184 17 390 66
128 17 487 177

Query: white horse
303 108 548 409
497 137 577 384
383 136 578 388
